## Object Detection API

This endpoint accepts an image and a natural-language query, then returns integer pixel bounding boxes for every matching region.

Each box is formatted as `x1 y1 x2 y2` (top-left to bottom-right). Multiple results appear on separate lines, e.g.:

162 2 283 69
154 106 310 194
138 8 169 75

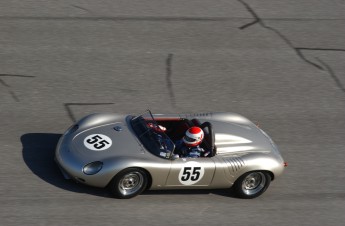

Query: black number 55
181 167 201 181
87 135 102 144
87 135 109 149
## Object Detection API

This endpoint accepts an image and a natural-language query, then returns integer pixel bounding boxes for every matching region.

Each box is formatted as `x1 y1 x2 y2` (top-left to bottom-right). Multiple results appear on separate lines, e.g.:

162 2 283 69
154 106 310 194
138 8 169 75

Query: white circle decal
178 161 205 185
83 134 112 151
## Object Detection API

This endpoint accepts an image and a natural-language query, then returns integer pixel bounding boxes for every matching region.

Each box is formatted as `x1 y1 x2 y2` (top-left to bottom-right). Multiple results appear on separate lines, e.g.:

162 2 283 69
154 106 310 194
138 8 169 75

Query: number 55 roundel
178 161 205 185
84 134 112 151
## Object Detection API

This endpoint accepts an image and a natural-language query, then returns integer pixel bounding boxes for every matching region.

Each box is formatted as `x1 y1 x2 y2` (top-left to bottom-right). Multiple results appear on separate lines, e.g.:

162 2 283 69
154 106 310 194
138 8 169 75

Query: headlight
83 161 103 175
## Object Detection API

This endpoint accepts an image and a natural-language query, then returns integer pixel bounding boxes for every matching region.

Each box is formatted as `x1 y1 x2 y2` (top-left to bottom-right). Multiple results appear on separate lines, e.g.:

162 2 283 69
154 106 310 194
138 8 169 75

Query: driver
175 127 210 158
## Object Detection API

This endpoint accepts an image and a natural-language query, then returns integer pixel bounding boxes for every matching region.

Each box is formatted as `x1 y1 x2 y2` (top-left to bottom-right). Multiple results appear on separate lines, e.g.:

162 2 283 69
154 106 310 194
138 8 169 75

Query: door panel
165 158 215 187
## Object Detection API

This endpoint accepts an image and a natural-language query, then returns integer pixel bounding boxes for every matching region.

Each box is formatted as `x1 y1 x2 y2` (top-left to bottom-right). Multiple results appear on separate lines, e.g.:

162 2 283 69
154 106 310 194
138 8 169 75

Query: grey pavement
1 1 345 225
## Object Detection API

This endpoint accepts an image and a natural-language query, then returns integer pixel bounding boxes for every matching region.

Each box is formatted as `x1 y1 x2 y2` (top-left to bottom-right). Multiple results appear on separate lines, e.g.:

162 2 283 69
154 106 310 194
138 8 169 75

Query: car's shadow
21 133 110 198
21 133 235 199
143 189 235 198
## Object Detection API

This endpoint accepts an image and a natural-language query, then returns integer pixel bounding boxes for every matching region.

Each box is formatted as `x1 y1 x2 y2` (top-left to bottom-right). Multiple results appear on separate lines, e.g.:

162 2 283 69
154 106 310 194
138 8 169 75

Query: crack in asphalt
0 78 19 101
8 90 20 102
237 0 345 94
0 74 35 78
296 48 345 71
64 103 114 123
239 19 259 30
315 58 345 93
166 53 176 109
238 0 320 69
71 5 92 13
295 49 324 70
0 78 10 88
297 47 345 52
0 74 35 102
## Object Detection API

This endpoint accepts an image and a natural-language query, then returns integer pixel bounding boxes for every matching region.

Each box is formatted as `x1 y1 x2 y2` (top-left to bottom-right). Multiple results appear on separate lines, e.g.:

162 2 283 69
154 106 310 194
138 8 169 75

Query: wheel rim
118 172 144 196
241 172 266 195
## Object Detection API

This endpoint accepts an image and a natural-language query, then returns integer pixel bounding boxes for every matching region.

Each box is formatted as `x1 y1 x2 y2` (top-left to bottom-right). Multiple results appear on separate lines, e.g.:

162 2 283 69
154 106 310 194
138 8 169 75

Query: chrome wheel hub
242 172 266 195
118 172 144 196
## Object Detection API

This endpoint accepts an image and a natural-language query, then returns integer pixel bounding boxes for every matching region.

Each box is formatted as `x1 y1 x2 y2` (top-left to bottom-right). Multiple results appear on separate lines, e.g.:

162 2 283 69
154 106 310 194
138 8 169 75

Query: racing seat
199 122 216 157
191 118 201 127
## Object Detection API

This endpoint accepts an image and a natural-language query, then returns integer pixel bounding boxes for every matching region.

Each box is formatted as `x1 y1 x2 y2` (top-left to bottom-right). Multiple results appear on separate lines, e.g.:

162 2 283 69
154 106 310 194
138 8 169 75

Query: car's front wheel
109 168 148 199
233 171 271 199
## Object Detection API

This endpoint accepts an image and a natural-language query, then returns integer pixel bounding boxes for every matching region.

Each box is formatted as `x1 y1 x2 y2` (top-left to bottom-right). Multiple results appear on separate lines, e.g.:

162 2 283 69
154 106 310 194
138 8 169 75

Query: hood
71 122 143 162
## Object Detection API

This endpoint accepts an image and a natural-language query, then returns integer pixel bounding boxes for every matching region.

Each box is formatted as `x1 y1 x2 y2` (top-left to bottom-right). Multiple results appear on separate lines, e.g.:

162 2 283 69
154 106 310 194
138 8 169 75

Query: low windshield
130 111 175 159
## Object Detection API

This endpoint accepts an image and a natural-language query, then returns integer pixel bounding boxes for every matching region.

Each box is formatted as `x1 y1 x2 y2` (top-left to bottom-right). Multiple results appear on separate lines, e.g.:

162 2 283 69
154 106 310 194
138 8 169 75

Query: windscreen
131 111 175 159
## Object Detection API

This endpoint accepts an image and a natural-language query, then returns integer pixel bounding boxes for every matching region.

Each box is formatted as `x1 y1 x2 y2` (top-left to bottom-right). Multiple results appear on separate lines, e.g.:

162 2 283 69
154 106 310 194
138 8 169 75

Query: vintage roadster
55 110 286 199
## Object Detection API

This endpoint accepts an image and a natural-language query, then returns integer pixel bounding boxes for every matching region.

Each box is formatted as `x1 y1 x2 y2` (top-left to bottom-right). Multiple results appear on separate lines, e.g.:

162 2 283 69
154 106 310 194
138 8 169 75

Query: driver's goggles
184 136 197 142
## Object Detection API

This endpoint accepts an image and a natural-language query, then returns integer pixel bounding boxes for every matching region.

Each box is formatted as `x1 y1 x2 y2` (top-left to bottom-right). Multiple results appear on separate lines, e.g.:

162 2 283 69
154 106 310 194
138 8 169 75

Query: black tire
233 171 271 199
109 168 148 199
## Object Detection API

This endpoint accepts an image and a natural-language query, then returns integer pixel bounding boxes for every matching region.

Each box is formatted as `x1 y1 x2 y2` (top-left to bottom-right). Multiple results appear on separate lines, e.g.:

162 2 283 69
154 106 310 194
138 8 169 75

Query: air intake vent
224 157 245 172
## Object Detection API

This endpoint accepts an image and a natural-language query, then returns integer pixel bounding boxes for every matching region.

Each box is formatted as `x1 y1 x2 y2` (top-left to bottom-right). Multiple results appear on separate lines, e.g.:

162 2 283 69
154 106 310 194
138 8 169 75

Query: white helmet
183 127 204 147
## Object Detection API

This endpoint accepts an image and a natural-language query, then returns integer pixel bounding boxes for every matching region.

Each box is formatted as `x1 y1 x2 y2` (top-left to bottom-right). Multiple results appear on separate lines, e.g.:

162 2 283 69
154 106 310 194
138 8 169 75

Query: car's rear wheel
233 171 271 199
109 168 148 199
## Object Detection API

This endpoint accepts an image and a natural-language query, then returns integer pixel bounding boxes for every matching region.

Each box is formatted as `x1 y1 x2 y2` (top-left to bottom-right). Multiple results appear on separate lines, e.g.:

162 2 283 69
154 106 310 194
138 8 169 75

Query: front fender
77 113 127 131
90 156 171 188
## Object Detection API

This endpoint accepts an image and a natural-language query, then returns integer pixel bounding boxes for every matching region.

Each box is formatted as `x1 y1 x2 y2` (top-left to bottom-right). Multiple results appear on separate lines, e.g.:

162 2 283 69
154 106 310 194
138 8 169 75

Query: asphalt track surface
1 1 345 225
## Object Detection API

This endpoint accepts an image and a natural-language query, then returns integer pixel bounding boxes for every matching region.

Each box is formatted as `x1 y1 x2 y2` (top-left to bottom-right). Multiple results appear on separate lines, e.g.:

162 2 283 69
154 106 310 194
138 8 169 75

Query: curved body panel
55 111 285 194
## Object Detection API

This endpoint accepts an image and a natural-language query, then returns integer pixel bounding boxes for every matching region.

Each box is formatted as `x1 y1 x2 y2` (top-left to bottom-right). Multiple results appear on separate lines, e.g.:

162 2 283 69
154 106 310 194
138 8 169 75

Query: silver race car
55 110 286 199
